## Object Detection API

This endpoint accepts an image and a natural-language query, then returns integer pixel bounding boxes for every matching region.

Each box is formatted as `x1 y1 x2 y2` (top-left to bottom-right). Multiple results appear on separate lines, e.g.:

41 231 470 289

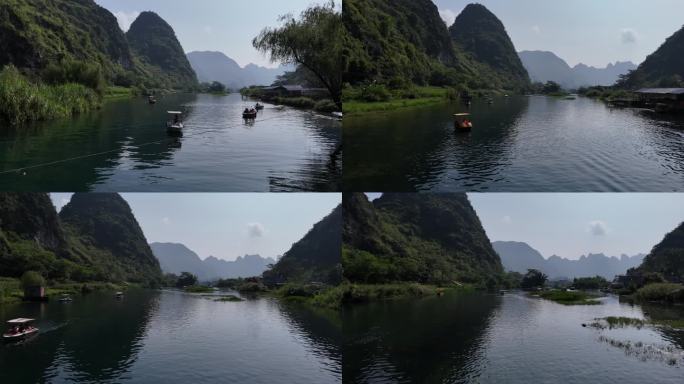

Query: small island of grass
183 285 214 293
533 289 602 305
213 295 244 302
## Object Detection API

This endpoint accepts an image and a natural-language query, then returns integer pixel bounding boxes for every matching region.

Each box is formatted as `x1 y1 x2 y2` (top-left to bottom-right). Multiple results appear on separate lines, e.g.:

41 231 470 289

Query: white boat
115 291 124 299
332 112 343 120
58 295 73 302
3 318 38 342
166 111 184 135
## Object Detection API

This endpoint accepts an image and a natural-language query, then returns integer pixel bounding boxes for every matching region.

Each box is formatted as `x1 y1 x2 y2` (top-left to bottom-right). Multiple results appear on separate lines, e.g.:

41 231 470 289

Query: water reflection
343 292 500 383
0 94 341 191
343 292 684 384
0 290 341 384
344 96 684 192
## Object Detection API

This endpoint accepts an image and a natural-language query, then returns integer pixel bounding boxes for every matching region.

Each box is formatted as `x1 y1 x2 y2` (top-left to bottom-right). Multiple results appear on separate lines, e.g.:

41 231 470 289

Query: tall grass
0 65 101 125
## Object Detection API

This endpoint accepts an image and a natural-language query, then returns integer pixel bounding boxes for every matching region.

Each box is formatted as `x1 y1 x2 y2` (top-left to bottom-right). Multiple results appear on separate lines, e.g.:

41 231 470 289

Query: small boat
148 95 157 104
166 111 184 135
255 103 265 110
332 111 343 120
454 113 473 131
3 318 38 342
115 291 124 299
58 295 73 303
242 109 258 119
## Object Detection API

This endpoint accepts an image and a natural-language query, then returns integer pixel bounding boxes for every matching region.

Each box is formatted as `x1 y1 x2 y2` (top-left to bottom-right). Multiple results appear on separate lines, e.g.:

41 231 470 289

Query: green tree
20 271 45 289
521 269 547 289
253 1 342 109
176 272 198 288
542 81 562 94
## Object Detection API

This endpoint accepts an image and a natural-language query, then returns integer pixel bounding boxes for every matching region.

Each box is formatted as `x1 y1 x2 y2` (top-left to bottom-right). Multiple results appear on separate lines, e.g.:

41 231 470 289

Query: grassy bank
104 86 136 100
0 277 132 305
343 86 451 115
0 65 102 125
533 290 602 305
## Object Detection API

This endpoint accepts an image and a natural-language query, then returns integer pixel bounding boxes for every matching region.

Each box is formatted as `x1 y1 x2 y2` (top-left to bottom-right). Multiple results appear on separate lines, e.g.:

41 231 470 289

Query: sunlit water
344 96 684 192
0 290 341 383
343 292 684 384
0 94 341 192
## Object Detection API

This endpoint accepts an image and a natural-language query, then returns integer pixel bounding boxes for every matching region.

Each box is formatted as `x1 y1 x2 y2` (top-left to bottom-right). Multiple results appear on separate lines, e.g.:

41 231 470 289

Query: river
0 94 341 192
343 291 684 384
0 290 341 383
343 96 684 192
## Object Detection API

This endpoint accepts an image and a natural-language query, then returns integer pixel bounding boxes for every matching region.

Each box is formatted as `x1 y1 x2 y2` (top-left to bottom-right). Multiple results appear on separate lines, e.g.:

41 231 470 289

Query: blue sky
433 0 684 67
366 193 684 260
51 193 341 262
94 0 333 68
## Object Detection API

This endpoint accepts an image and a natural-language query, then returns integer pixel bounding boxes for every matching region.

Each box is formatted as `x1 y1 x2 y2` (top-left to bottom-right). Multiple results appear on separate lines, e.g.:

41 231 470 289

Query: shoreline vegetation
240 86 339 113
0 276 133 305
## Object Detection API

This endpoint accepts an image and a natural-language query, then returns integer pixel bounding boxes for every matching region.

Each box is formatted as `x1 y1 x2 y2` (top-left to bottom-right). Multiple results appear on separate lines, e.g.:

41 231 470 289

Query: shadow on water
0 290 158 383
343 98 527 191
342 292 500 384
0 95 194 191
0 94 342 191
277 302 343 381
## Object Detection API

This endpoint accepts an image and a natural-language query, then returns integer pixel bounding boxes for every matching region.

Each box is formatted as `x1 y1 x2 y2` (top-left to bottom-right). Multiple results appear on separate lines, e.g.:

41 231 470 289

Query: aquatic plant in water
598 336 684 366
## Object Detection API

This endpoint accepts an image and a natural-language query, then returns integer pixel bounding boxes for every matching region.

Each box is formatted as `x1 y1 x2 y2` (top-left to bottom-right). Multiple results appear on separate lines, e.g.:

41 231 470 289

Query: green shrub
360 84 391 102
21 271 45 289
635 283 684 303
0 65 100 125
313 99 338 112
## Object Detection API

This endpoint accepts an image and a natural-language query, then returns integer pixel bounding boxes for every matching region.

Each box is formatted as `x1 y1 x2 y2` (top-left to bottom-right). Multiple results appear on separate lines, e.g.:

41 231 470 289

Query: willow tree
253 1 342 109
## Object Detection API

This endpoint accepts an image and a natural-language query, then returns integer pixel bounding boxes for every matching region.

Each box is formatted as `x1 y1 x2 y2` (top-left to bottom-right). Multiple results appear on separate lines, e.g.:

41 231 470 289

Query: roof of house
635 88 684 95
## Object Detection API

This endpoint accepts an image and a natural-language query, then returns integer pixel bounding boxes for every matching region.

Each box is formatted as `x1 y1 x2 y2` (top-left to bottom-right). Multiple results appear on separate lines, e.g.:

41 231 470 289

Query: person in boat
244 108 250 114
463 118 471 126
173 114 180 124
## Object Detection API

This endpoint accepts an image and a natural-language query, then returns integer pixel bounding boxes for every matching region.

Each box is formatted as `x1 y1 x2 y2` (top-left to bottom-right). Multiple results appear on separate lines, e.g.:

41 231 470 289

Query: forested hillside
264 205 342 285
126 12 198 90
449 3 530 90
0 193 162 286
343 193 504 286
637 222 684 281
619 25 684 88
343 0 529 92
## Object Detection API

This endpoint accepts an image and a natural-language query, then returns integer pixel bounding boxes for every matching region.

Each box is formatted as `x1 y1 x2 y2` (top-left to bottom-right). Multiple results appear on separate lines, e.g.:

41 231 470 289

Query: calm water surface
344 97 684 191
344 292 684 384
0 94 341 191
0 290 341 383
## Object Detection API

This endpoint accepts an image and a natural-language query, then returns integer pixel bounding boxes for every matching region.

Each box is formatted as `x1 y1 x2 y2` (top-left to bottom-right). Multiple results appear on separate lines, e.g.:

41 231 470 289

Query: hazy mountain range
186 51 293 89
492 241 645 280
518 50 636 89
150 242 275 281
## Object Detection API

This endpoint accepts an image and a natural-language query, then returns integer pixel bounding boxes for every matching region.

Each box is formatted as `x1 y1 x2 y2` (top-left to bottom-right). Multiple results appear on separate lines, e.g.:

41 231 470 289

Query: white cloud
501 216 513 224
587 220 609 236
247 223 265 238
532 25 541 34
162 217 171 225
439 9 458 26
113 11 140 32
621 28 638 44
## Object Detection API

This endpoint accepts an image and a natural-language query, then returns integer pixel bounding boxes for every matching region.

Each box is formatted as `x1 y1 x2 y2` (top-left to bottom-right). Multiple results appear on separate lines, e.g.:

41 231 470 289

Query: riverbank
343 85 517 116
0 277 137 305
240 87 338 113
